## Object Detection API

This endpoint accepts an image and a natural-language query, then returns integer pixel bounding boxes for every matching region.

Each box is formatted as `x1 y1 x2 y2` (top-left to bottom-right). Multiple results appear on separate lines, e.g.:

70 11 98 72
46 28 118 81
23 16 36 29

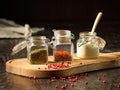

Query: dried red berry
28 76 32 79
64 84 68 87
85 73 88 76
98 77 101 80
67 61 71 64
51 79 55 82
33 76 37 80
61 85 66 89
70 83 74 87
102 74 107 77
85 81 88 85
51 76 56 79
68 76 72 79
102 80 107 84
60 77 66 81
55 85 58 88
75 76 78 80
71 79 77 82
117 83 120 88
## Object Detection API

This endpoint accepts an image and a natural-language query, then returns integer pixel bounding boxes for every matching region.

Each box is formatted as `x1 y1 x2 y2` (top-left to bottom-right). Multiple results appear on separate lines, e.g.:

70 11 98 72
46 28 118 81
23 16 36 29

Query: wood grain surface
6 52 120 78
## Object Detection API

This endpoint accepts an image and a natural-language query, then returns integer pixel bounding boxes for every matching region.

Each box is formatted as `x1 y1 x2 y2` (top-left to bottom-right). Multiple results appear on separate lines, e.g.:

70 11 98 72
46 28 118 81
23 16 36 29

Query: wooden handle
91 12 103 34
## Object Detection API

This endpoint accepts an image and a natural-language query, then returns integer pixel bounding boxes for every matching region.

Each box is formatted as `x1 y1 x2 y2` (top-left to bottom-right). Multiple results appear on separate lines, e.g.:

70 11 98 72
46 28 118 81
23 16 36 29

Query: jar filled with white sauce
77 31 106 59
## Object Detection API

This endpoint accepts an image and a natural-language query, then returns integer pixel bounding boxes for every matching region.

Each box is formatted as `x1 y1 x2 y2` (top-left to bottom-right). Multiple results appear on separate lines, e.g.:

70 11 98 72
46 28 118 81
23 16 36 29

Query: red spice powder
54 50 72 61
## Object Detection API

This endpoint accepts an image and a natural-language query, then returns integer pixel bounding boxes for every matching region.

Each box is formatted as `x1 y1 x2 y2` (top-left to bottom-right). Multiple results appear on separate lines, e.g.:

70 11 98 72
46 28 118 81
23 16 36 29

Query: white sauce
77 43 99 59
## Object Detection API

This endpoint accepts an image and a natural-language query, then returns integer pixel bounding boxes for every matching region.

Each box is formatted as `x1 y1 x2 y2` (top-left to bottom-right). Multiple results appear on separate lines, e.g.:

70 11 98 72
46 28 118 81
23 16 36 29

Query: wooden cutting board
6 52 120 78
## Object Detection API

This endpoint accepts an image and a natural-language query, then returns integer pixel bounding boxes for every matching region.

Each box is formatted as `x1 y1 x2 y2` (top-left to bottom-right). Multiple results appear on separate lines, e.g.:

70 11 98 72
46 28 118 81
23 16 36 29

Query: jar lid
29 36 46 40
28 36 49 43
79 31 97 37
53 29 71 37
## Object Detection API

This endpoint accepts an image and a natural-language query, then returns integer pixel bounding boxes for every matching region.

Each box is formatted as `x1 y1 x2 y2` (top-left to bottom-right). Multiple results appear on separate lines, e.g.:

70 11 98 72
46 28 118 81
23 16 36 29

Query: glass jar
51 30 74 62
27 36 49 64
77 31 106 59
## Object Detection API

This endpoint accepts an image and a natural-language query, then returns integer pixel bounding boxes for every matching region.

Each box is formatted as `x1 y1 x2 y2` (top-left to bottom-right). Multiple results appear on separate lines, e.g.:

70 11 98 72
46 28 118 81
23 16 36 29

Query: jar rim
27 36 49 43
79 31 96 36
53 29 71 32
28 36 46 40
53 29 71 36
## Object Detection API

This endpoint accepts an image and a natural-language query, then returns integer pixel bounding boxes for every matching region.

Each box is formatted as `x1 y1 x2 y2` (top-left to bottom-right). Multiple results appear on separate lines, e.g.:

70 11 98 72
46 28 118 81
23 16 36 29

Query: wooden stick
91 12 103 34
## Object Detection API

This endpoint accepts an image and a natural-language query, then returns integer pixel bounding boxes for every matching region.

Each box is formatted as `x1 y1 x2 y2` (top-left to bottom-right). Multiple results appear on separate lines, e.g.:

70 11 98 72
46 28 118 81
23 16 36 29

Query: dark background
0 0 120 26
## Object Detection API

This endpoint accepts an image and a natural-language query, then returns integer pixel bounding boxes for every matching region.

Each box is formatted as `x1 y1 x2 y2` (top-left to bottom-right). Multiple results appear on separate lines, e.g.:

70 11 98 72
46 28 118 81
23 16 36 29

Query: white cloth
0 18 44 38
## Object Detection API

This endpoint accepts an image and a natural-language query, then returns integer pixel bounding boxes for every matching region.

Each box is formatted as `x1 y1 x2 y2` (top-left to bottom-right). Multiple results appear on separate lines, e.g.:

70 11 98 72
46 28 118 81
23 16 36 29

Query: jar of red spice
51 30 74 62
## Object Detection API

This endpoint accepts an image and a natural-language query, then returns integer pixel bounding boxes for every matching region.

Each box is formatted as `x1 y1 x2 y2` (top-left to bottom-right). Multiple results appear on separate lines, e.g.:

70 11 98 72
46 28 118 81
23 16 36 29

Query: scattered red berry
98 77 101 80
33 76 37 80
70 83 74 87
55 85 58 88
60 77 66 81
64 84 68 87
85 73 88 76
102 74 107 77
80 62 82 64
51 79 55 82
102 80 107 84
117 83 120 88
61 85 66 89
28 76 32 79
51 76 56 79
85 81 88 85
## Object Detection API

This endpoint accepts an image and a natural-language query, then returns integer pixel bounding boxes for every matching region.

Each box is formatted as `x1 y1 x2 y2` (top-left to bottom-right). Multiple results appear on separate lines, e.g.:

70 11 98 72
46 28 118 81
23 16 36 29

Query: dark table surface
0 22 120 90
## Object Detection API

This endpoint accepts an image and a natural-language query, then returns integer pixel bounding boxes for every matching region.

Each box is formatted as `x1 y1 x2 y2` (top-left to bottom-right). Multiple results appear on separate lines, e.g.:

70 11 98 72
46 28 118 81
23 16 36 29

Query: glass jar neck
55 36 71 43
53 29 71 37
28 36 47 44
79 32 97 38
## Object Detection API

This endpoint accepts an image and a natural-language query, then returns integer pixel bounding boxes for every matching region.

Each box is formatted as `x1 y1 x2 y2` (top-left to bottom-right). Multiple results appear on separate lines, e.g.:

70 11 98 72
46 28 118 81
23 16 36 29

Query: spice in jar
27 36 49 64
29 48 48 64
54 50 72 61
51 30 74 62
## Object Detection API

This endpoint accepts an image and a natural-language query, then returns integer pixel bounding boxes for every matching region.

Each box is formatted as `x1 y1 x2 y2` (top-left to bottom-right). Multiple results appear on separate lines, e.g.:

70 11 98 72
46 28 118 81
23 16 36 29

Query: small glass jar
51 30 74 62
77 31 106 59
27 36 49 64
